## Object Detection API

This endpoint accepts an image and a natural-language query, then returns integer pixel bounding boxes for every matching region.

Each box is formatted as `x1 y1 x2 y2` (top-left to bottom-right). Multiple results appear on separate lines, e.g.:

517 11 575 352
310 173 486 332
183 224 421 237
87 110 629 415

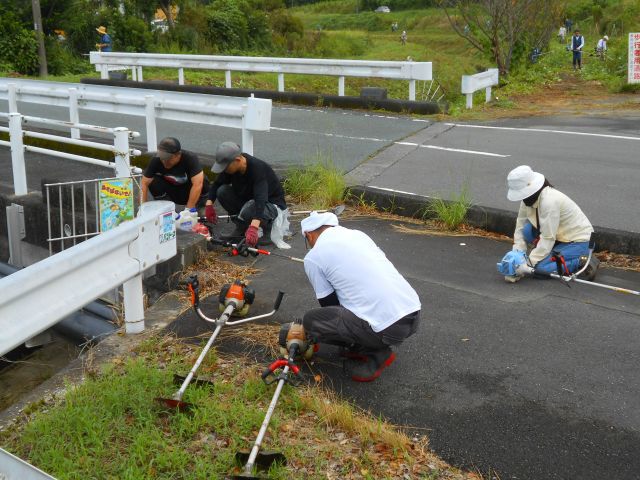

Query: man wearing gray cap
205 142 286 247
141 137 208 209
300 211 421 382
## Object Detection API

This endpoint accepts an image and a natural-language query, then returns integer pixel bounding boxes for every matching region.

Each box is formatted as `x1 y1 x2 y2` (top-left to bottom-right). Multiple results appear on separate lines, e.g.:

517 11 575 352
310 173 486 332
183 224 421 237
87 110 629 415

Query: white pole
466 93 473 109
123 274 145 334
278 73 285 92
241 104 253 155
225 70 232 88
101 65 109 80
137 66 143 81
113 127 131 177
338 76 345 96
145 95 157 151
486 86 492 103
8 113 27 196
68 88 80 139
409 79 416 101
7 83 18 113
131 66 137 81
178 68 184 85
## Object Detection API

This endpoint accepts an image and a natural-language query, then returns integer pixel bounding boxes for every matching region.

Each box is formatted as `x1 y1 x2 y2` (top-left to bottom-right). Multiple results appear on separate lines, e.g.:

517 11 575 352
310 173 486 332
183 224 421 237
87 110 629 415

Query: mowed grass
0 333 466 479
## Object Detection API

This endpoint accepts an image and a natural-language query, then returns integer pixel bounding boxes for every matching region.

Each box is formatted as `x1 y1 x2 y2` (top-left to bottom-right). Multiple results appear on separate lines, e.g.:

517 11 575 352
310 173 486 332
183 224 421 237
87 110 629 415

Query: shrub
0 12 38 74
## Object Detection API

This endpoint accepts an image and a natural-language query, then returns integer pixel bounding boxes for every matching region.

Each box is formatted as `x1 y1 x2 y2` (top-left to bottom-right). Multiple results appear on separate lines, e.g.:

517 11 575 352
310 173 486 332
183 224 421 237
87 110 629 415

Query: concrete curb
348 185 640 256
81 78 443 114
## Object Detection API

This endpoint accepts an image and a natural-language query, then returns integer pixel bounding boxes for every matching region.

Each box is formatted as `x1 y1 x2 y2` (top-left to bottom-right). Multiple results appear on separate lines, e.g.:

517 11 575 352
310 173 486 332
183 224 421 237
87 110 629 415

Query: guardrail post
278 73 285 92
338 76 345 96
137 66 143 81
68 88 80 139
486 86 492 103
131 66 137 81
101 65 109 80
8 83 18 112
241 104 254 155
113 127 132 177
145 95 157 151
123 274 145 334
409 80 416 101
9 113 27 196
178 67 185 85
225 70 232 88
466 93 473 109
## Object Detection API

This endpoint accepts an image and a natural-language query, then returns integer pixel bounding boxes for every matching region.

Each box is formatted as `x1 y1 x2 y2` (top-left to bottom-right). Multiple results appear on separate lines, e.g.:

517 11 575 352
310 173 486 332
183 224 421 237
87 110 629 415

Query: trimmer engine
278 319 315 360
219 280 255 317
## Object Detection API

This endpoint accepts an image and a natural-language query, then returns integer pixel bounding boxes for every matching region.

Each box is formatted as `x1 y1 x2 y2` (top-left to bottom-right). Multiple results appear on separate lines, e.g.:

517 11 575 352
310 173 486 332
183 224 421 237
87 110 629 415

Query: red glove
245 225 259 247
205 204 217 224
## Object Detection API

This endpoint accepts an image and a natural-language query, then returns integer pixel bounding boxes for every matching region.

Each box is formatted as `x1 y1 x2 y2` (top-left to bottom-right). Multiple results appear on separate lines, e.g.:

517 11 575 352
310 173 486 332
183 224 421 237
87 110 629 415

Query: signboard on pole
98 177 135 232
629 33 640 84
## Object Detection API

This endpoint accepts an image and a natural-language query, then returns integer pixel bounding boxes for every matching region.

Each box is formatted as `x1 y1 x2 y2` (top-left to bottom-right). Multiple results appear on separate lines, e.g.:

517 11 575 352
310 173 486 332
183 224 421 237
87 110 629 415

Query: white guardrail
0 112 139 196
90 51 433 101
0 200 177 357
0 78 272 154
461 68 499 109
0 447 57 480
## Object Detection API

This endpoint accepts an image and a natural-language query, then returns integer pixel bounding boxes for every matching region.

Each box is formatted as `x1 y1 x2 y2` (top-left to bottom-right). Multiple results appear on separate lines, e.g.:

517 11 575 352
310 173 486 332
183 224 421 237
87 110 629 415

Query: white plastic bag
270 208 291 249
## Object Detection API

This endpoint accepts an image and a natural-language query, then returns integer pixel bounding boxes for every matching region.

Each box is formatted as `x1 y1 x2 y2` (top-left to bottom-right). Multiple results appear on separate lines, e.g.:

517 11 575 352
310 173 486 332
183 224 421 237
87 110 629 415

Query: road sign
629 33 640 84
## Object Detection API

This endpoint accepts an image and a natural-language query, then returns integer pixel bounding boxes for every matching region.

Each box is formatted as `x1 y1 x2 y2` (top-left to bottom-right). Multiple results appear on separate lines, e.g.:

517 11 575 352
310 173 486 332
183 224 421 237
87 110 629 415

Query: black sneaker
220 223 246 241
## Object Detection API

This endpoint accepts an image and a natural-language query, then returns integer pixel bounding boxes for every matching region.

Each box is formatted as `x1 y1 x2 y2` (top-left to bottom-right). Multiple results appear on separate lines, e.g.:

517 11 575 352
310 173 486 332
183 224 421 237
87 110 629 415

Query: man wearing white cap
300 211 421 382
596 35 608 59
500 165 595 282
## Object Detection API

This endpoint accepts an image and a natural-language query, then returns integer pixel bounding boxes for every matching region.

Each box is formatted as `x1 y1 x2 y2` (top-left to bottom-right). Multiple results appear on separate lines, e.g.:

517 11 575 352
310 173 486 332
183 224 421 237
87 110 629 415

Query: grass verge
422 188 473 231
0 332 474 480
283 155 346 208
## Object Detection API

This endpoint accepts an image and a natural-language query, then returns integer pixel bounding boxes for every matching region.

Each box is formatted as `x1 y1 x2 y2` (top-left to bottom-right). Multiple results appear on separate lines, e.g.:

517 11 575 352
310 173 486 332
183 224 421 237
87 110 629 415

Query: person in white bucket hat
498 165 596 282
299 211 421 382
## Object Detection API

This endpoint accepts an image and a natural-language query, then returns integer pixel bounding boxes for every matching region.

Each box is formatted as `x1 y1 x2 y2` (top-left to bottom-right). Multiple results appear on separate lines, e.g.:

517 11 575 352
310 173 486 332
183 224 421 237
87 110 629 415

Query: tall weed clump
283 155 345 208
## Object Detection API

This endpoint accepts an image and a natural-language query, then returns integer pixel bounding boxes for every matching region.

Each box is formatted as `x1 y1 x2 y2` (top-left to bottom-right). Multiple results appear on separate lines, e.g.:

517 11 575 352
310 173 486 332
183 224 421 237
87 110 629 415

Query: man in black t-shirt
205 142 286 247
141 137 209 209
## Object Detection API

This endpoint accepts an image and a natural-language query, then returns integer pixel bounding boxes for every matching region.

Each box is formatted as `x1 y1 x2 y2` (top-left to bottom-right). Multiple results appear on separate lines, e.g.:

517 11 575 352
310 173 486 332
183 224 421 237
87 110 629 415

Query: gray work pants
302 306 420 351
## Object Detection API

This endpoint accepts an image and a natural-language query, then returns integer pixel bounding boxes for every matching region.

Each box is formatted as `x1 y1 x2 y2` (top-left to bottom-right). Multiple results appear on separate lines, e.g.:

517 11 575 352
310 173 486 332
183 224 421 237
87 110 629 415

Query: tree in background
440 0 562 75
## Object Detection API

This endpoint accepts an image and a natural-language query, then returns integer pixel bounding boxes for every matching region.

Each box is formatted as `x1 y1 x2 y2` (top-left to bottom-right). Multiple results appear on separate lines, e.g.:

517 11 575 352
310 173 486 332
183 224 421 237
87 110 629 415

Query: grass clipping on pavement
0 334 475 480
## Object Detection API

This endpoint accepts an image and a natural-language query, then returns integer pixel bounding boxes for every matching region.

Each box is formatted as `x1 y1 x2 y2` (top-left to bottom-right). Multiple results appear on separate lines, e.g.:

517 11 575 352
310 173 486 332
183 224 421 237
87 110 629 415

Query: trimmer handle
261 358 300 385
186 275 200 307
273 291 285 311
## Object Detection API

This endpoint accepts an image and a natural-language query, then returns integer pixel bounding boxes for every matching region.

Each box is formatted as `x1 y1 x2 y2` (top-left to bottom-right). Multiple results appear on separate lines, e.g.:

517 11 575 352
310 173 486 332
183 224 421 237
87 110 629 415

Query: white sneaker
504 275 522 283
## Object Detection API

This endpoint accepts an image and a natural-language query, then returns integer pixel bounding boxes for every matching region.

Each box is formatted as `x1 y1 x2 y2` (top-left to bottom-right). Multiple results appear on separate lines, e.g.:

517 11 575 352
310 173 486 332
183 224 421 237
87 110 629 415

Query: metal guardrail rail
0 78 272 153
461 68 499 109
89 51 433 101
0 447 57 480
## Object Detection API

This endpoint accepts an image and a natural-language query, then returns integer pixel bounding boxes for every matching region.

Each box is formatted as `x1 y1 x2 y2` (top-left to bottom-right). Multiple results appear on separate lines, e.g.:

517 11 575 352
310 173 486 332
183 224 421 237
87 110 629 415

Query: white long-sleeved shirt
597 38 607 51
512 187 594 265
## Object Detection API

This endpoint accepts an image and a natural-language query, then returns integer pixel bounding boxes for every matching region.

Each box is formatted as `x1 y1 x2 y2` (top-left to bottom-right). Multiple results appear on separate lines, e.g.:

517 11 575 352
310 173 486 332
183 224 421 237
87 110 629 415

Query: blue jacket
100 33 112 52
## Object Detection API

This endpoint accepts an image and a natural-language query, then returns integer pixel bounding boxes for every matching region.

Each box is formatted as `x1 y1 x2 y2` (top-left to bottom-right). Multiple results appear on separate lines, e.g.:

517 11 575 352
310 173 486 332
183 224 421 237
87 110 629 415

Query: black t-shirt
208 154 286 221
143 150 203 189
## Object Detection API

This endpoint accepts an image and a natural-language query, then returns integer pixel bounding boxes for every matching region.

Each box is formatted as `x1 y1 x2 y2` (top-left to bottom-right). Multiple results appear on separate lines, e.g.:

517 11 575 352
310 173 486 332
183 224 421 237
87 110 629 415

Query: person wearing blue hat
300 211 421 382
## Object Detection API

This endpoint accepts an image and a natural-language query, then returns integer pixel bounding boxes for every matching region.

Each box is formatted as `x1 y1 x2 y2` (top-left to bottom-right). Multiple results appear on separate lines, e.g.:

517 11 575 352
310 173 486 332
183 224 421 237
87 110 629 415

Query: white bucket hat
506 165 545 201
301 211 339 235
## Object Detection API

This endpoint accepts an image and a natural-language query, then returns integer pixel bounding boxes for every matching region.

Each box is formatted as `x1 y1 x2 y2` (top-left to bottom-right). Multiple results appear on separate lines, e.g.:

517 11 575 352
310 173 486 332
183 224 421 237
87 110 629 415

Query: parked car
375 6 391 13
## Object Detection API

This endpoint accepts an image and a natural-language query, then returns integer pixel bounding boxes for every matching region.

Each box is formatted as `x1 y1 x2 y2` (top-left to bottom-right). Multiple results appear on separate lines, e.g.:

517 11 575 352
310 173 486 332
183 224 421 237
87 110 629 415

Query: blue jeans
522 222 589 275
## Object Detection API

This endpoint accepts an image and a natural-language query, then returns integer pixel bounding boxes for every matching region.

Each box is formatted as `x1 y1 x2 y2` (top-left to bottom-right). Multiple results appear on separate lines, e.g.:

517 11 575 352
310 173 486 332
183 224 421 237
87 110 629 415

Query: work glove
515 262 535 276
245 225 259 247
205 204 217 224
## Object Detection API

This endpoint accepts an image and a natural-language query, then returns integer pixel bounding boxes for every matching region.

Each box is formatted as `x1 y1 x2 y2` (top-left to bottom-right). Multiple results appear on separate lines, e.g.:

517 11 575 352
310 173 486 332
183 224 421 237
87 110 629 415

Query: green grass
283 154 346 208
423 187 472 231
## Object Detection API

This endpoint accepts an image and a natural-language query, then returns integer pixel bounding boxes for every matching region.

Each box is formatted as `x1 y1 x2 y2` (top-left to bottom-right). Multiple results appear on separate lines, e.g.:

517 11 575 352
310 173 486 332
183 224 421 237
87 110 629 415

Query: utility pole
31 0 48 76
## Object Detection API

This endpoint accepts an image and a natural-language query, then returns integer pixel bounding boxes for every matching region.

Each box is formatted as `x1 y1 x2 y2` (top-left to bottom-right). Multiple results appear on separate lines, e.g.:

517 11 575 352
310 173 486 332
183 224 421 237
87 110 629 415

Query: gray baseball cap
212 142 242 173
148 137 181 162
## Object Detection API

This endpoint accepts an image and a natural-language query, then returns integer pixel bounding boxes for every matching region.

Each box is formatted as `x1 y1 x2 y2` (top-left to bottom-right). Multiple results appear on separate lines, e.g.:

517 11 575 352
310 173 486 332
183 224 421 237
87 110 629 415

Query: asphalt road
172 216 640 480
2 99 638 233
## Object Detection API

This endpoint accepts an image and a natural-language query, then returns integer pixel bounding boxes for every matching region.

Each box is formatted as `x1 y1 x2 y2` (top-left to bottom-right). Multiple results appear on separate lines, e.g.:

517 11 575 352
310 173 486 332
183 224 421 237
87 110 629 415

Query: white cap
506 165 545 201
301 211 339 235
604 35 609 40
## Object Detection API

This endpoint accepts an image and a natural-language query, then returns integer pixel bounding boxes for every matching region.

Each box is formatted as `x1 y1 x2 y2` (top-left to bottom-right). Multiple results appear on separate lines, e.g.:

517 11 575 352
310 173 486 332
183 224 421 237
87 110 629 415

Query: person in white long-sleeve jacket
501 165 597 281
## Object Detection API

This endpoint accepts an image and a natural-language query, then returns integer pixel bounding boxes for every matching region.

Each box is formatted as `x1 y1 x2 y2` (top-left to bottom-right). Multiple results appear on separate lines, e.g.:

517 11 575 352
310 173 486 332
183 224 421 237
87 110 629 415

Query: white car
375 6 391 13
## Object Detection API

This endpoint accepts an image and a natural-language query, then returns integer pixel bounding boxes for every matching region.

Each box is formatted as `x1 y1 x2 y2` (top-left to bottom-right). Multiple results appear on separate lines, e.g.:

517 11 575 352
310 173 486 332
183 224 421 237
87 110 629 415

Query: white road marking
395 141 509 157
446 123 640 141
270 126 387 142
368 185 431 197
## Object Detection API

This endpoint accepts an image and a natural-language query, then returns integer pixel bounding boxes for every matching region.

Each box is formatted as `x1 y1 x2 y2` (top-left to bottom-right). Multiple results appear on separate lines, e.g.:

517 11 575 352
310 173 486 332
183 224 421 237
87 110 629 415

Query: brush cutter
211 238 305 264
155 275 285 412
201 204 346 223
543 249 639 296
229 320 310 479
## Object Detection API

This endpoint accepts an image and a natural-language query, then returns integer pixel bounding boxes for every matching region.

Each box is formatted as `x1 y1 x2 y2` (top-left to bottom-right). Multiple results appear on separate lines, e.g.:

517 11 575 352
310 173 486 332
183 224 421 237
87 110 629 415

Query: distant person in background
571 29 584 70
558 25 566 43
400 30 407 45
565 18 573 34
96 26 112 52
596 35 608 59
